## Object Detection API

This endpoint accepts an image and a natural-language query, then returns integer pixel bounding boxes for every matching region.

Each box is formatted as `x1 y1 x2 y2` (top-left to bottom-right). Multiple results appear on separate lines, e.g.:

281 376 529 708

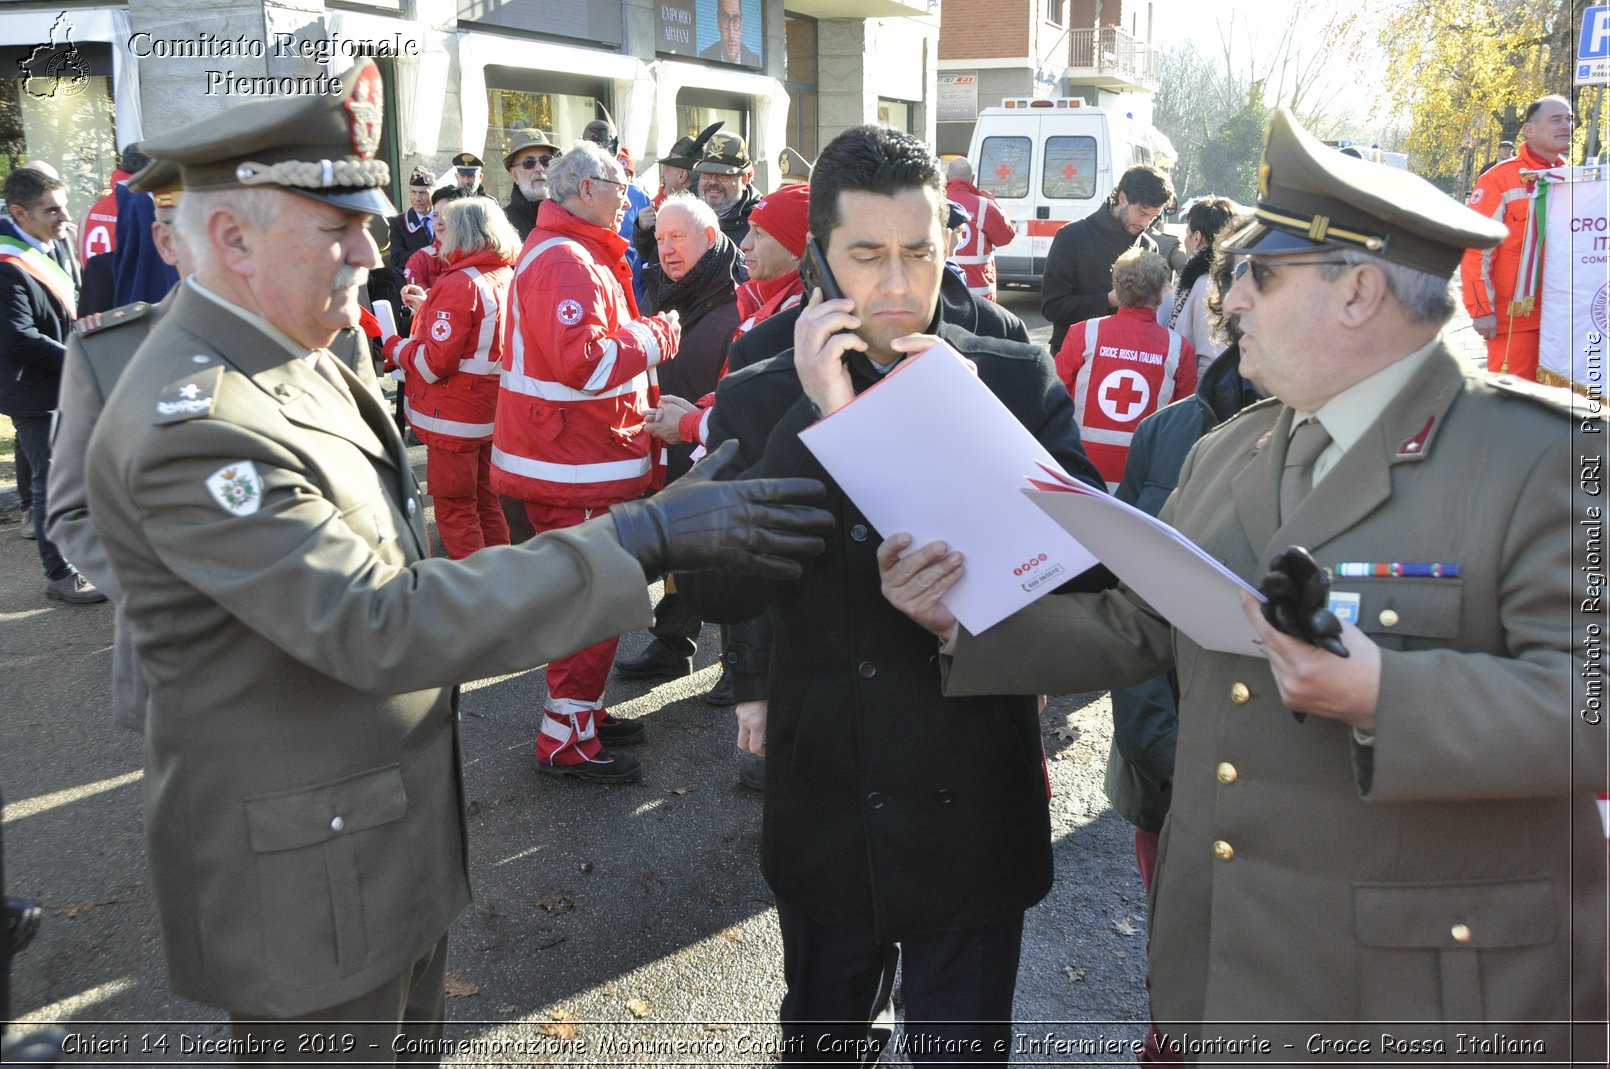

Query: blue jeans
12 414 71 580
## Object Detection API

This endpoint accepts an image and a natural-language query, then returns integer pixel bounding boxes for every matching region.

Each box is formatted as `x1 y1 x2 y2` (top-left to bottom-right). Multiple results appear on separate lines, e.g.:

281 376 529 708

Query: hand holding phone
793 236 864 416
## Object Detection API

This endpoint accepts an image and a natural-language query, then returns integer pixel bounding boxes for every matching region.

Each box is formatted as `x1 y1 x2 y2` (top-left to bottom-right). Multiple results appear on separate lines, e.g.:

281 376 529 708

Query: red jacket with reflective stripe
491 199 680 508
1054 306 1196 486
383 248 511 451
1459 142 1565 332
946 178 1017 299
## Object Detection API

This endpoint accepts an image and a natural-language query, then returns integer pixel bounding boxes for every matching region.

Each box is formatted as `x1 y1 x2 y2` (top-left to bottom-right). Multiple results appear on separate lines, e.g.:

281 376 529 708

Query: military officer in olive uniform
83 62 828 1059
884 110 1606 1061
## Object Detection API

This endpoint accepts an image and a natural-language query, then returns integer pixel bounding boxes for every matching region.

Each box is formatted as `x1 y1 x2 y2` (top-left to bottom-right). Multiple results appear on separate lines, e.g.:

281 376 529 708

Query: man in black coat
680 125 1104 1063
0 167 103 603
386 166 436 269
500 129 559 242
1041 164 1172 353
693 132 761 247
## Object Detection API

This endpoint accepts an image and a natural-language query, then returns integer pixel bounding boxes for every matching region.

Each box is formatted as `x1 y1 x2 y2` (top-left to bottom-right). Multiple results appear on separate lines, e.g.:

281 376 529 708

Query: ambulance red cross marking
1097 369 1150 423
1061 163 1079 179
995 162 1014 181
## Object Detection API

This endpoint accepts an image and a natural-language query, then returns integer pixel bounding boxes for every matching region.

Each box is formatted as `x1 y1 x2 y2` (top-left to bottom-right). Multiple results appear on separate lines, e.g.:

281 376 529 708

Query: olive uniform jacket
944 345 1607 1059
681 320 1105 940
84 281 652 1017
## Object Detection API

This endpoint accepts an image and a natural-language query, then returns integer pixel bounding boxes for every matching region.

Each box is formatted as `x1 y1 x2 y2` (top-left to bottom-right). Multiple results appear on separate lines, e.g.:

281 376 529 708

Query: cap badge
345 63 384 160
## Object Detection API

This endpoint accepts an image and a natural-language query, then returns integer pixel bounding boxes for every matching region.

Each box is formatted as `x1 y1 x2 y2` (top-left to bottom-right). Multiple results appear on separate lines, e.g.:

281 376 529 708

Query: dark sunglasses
1233 256 1349 292
519 154 556 169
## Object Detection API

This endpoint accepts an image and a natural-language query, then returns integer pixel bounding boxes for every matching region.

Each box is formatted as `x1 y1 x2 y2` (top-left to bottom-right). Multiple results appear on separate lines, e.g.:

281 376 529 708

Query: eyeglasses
588 176 627 198
519 154 556 170
1233 257 1350 292
718 11 742 25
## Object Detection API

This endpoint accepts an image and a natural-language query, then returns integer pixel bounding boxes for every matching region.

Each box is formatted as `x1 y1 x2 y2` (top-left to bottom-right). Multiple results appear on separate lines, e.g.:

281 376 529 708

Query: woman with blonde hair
383 196 519 557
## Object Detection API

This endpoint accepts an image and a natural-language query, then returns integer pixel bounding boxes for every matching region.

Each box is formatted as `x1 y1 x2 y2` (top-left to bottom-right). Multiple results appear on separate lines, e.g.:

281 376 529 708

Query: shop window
0 41 117 225
484 74 607 204
783 14 817 159
878 99 913 134
674 88 749 163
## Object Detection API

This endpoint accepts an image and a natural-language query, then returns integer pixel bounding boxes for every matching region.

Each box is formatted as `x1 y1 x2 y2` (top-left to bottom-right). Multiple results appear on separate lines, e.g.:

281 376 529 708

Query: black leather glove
610 440 833 580
1259 546 1349 659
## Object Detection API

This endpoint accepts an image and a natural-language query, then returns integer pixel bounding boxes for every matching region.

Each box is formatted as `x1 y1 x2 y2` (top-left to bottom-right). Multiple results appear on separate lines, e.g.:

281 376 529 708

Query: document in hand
1025 466 1266 657
797 339 1099 634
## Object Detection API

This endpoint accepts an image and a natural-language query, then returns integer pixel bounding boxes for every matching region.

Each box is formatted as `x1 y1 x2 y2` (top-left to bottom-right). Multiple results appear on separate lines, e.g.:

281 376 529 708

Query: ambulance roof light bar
1001 97 1084 109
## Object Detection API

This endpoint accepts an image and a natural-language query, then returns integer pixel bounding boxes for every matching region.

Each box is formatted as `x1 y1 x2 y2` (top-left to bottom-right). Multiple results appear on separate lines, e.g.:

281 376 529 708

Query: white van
968 96 1174 286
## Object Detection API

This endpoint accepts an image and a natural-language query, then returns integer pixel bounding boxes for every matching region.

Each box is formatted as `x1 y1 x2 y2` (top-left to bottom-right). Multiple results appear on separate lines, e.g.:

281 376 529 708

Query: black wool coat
680 319 1104 940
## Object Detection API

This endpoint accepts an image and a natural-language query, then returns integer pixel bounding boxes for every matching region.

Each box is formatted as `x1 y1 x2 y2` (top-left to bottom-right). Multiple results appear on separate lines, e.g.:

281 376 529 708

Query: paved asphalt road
0 287 1492 1065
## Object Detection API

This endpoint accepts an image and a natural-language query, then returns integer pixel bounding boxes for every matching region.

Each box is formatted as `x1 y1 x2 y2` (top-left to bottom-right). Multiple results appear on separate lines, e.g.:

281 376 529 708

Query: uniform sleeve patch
205 462 262 515
556 298 585 326
430 318 453 342
1467 187 1484 206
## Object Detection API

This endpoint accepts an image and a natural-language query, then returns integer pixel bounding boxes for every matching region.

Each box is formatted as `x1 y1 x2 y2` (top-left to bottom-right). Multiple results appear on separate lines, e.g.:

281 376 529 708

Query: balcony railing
1066 26 1158 88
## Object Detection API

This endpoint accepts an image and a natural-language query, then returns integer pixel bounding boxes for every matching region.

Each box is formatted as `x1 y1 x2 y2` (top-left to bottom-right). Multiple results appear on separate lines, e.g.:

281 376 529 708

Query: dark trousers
649 589 703 657
12 415 70 580
777 898 1023 1066
229 933 449 1066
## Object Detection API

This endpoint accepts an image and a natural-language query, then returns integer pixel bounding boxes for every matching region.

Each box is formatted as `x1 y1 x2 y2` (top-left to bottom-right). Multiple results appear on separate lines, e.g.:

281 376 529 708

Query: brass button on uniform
1450 923 1472 944
1216 762 1237 784
1378 608 1400 627
1212 840 1235 862
1229 682 1251 705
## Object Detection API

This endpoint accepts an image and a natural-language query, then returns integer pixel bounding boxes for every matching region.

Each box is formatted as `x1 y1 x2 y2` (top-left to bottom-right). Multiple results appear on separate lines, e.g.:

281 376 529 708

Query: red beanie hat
746 183 810 258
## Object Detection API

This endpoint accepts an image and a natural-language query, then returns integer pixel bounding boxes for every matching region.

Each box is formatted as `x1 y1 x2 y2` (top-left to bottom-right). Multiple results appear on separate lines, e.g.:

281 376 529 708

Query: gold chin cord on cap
1255 206 1386 252
233 157 391 190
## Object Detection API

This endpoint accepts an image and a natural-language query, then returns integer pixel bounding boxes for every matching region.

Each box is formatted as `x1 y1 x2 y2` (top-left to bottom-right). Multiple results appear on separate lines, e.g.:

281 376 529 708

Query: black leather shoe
614 640 693 680
737 752 765 792
701 669 735 707
596 712 646 746
535 748 642 784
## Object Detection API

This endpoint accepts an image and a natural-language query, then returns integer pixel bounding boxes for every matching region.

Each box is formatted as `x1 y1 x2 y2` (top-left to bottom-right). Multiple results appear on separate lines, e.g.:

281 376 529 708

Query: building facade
2 0 938 221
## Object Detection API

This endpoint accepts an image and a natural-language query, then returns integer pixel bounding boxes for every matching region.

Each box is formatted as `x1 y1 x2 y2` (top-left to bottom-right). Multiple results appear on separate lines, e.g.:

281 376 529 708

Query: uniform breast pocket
1353 876 1555 1020
1337 577 1463 652
244 764 408 982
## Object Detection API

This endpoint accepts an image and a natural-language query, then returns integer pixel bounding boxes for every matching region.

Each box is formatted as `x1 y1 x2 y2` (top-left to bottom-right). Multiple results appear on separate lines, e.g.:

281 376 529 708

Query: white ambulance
967 95 1175 286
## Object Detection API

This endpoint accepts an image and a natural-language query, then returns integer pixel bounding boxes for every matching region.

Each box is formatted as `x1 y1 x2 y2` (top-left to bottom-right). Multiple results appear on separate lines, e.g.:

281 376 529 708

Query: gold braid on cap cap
1255 206 1386 251
234 157 391 191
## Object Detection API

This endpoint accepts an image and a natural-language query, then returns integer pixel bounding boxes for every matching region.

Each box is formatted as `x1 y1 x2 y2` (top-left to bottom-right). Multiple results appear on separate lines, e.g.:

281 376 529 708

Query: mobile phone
803 236 845 303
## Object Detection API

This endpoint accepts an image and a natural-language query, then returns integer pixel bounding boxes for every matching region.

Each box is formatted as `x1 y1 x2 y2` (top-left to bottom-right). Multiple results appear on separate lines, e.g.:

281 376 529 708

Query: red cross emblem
1096 369 1150 423
994 162 1014 181
1061 163 1079 179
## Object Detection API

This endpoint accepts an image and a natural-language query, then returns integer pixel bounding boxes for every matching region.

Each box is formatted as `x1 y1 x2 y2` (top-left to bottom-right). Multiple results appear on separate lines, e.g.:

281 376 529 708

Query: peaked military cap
128 157 182 201
141 59 392 216
451 152 484 170
777 146 811 185
1220 108 1507 277
694 132 751 175
502 129 559 170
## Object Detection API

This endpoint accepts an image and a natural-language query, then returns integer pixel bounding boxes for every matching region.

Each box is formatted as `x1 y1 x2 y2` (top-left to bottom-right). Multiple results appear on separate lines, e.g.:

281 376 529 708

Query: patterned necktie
1280 418 1331 524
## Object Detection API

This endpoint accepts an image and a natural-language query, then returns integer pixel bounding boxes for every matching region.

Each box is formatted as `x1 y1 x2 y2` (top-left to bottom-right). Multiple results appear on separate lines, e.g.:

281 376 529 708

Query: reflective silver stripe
548 696 603 714
695 406 712 446
1069 319 1100 425
499 372 642 402
624 318 663 368
1156 331 1183 408
462 266 500 375
582 338 622 393
490 445 650 485
403 398 492 438
953 254 990 265
508 237 586 381
411 344 439 383
1080 425 1138 446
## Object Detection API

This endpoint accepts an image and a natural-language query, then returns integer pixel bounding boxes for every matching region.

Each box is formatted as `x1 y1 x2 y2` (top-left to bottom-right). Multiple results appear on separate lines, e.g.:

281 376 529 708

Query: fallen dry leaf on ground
626 998 652 1018
444 975 479 998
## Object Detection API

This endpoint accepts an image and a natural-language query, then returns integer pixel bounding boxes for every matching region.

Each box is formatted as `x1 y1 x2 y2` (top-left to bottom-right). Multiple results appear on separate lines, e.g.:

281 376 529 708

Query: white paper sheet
797 340 1099 634
1025 473 1265 657
372 299 398 339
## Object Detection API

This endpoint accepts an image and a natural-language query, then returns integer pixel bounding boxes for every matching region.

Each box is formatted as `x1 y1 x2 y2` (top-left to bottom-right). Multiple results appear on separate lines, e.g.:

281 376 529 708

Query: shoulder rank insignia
80 302 152 335
205 461 261 516
154 364 224 424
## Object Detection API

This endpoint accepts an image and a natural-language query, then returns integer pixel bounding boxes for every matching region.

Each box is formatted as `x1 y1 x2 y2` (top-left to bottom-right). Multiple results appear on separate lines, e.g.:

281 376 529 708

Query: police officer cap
658 135 699 170
503 129 559 171
777 146 811 185
1220 108 1507 277
451 152 484 170
141 59 393 217
694 132 751 175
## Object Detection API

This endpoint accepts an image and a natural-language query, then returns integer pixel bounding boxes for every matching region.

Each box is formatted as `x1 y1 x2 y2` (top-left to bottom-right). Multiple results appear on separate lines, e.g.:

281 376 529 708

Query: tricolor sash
0 235 77 319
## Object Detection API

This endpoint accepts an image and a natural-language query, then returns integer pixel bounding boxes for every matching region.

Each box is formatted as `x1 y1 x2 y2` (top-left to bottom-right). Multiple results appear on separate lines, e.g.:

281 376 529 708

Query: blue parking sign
1583 5 1610 60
